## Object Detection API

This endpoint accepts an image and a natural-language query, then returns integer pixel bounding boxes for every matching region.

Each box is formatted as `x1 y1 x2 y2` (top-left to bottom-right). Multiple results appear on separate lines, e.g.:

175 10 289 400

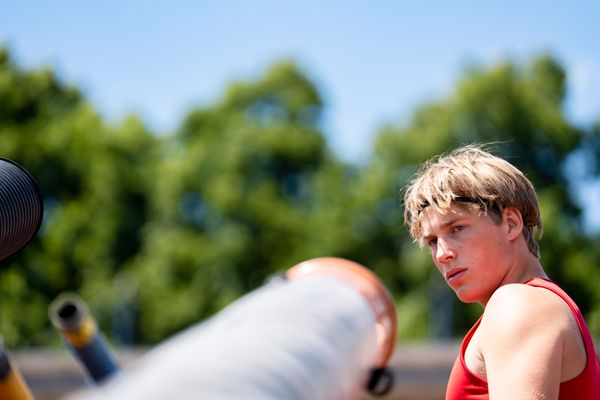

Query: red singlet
445 277 600 399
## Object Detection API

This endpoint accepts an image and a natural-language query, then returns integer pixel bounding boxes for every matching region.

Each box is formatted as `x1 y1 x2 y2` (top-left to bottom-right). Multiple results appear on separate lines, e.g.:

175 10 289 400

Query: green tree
128 61 334 342
0 47 158 345
1 45 598 347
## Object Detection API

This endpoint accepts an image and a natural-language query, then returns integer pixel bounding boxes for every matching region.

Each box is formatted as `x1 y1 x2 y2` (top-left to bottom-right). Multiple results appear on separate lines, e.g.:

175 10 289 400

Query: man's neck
481 253 547 307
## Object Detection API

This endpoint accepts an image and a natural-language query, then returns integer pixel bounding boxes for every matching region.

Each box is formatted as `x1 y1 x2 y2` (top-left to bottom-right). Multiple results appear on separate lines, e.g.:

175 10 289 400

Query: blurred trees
0 47 159 344
0 46 598 346
127 61 335 341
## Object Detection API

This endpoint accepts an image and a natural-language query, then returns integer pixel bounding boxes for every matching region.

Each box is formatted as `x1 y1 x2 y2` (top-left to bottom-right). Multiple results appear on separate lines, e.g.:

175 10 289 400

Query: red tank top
445 277 600 399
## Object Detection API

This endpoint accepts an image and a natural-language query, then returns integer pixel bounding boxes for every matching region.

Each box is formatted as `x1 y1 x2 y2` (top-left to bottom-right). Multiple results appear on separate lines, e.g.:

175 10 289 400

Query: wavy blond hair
403 144 543 258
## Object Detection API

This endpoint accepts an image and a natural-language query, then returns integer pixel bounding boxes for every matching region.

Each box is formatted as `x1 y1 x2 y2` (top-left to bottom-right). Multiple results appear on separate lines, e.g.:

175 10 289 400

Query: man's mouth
445 268 466 284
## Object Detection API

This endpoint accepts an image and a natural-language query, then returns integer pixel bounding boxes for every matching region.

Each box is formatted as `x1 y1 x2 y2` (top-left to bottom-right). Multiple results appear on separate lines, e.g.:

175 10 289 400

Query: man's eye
452 225 465 233
427 238 438 247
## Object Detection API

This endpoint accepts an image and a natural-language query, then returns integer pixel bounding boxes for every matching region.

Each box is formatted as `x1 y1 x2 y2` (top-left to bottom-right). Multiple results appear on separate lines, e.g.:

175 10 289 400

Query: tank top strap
524 277 596 360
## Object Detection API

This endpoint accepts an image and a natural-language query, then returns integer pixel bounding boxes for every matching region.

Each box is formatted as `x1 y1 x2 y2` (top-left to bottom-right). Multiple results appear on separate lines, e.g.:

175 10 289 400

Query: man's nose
435 239 455 264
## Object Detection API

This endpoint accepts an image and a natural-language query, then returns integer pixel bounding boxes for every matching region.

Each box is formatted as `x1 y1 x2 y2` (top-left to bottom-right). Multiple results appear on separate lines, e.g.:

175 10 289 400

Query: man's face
419 203 512 306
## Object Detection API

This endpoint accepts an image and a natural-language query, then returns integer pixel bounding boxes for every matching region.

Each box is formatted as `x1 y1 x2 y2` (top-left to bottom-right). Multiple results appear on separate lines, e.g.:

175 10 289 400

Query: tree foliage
0 46 598 346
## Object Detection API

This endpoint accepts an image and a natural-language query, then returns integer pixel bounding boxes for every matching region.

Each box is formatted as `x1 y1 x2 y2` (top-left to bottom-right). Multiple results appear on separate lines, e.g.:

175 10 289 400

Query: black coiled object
0 158 43 262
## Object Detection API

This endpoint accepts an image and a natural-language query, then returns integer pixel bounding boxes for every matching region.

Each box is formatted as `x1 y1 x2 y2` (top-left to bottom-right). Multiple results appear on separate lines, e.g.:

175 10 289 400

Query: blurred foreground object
0 158 43 399
0 336 35 400
68 257 397 400
0 158 43 262
49 294 120 384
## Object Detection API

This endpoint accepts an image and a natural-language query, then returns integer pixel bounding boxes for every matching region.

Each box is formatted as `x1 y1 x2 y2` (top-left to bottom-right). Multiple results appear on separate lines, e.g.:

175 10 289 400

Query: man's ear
503 207 524 241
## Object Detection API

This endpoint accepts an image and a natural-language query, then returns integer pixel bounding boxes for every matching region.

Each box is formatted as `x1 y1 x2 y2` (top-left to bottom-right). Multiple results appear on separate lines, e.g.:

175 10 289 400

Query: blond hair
403 144 543 258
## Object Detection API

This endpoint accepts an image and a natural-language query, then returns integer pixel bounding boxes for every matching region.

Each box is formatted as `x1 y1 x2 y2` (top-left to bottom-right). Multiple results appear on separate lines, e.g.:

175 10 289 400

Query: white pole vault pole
67 257 397 400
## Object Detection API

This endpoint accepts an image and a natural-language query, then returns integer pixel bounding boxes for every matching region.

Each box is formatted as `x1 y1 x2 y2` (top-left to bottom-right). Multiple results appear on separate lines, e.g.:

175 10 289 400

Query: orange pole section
0 340 35 400
286 257 398 369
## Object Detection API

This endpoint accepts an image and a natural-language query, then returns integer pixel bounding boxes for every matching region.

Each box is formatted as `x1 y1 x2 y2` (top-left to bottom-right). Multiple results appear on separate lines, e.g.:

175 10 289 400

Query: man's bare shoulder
480 282 573 338
477 282 588 387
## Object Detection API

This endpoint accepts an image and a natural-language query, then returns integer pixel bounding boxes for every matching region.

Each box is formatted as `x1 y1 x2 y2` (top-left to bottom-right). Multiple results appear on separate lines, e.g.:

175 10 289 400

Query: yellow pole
0 369 34 400
0 340 35 400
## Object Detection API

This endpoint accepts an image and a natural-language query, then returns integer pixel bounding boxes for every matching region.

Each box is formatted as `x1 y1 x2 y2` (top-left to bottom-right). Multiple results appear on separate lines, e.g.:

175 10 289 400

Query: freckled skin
420 205 538 306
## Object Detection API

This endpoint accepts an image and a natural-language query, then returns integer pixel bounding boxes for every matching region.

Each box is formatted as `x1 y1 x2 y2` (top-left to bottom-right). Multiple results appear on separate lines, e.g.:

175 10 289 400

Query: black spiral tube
0 158 43 262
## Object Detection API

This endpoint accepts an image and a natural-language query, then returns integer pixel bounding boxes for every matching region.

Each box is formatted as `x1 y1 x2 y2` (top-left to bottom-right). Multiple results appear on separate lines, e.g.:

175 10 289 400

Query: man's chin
453 287 480 304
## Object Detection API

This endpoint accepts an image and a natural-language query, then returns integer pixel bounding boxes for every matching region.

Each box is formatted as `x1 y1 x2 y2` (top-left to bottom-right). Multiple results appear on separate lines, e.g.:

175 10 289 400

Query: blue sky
2 2 599 159
1 2 600 227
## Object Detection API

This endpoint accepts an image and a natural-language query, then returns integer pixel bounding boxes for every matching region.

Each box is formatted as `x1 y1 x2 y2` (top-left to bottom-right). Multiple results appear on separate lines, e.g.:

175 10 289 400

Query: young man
403 145 600 399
